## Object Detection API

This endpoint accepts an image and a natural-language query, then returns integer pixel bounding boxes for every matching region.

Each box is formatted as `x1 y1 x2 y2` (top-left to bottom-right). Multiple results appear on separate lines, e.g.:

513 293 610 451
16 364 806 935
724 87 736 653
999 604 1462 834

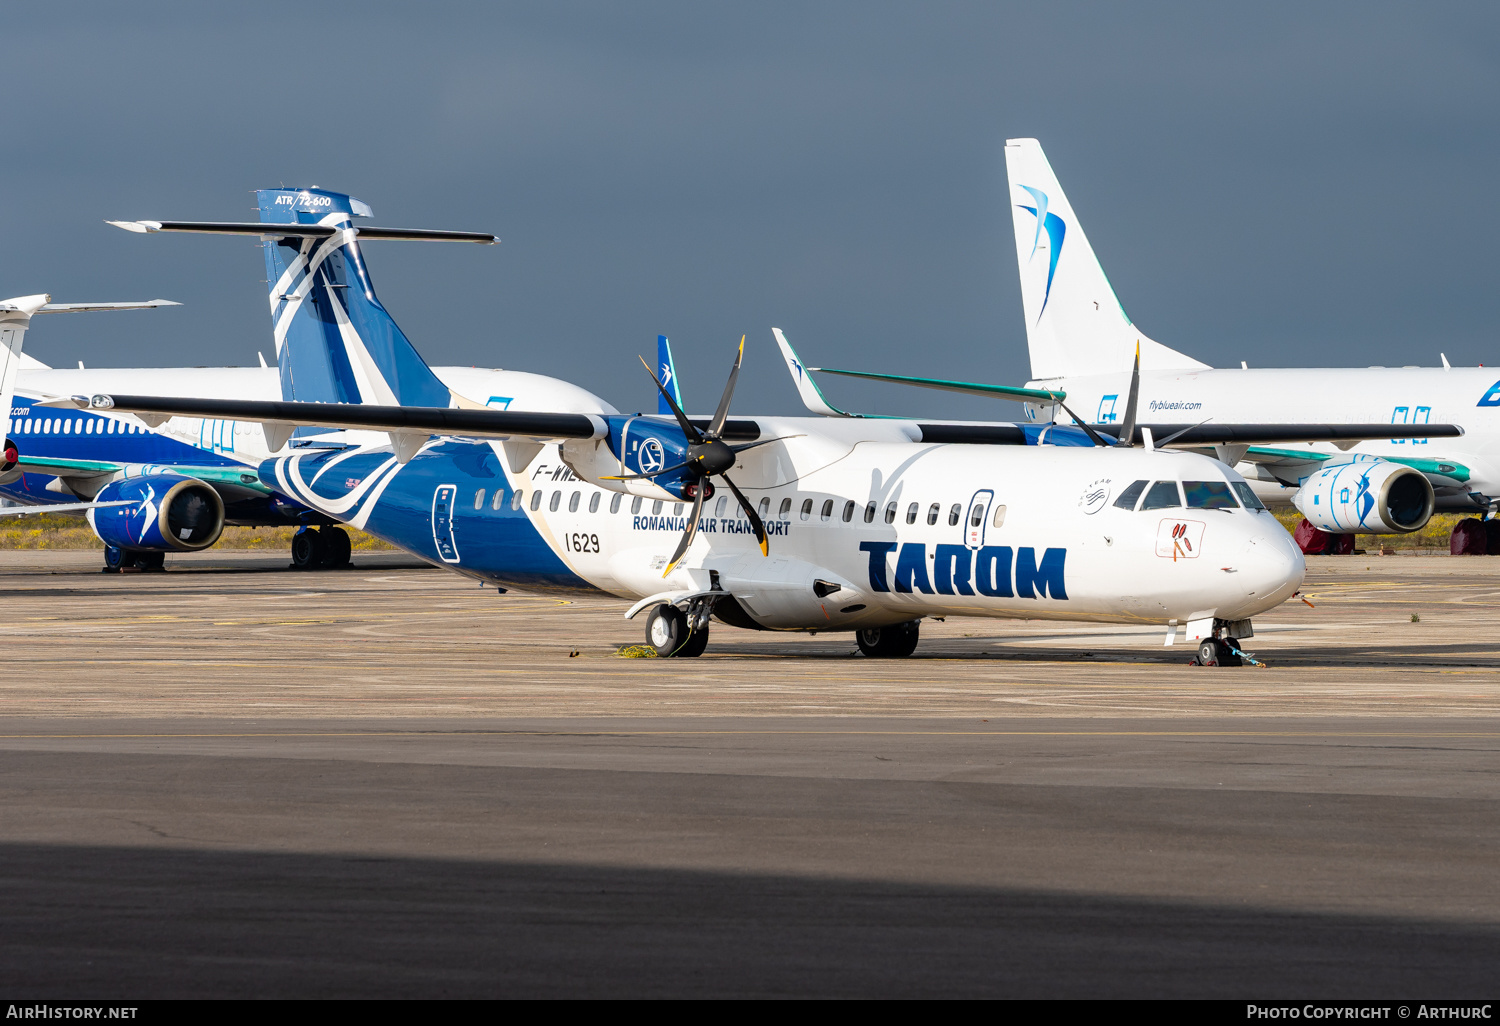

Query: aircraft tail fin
1003 139 1208 380
656 335 684 416
256 188 455 408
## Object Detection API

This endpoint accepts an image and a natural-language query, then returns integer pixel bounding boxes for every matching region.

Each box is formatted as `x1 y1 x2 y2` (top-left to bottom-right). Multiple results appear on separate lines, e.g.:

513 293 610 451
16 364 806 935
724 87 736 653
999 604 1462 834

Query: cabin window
864 501 877 524
652 500 663 515
610 493 622 514
820 499 834 521
948 503 962 526
841 500 856 523
588 492 601 513
992 504 1007 528
906 502 919 525
1232 482 1265 510
884 502 898 524
758 497 770 518
549 491 562 512
801 498 814 521
1114 480 1148 510
969 503 984 528
927 503 940 526
1184 481 1237 510
511 489 523 510
474 489 486 510
779 498 792 519
568 491 581 513
1140 481 1183 510
492 489 506 511
674 503 684 516
63 420 72 434
530 490 543 511
631 496 643 514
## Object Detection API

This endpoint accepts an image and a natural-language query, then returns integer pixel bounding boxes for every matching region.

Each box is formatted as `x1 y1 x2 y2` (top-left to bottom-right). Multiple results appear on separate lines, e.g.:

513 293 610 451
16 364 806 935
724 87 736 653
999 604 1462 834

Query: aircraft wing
1229 446 1473 490
5 454 275 503
107 220 497 244
0 499 132 517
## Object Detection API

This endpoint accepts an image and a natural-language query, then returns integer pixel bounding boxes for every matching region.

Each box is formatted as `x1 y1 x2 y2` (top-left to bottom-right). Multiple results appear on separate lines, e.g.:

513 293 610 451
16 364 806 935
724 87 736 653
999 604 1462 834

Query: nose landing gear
1194 636 1244 667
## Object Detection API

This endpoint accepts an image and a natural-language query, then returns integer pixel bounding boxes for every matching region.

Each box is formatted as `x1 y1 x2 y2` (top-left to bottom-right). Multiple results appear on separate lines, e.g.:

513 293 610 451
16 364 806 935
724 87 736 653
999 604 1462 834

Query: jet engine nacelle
0 436 19 484
1292 459 1434 534
89 473 225 551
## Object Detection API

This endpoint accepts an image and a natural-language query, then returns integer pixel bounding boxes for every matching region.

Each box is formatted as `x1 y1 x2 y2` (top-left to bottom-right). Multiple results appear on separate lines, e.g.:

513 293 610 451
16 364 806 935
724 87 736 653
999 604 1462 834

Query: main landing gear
101 546 165 573
856 620 920 658
291 526 353 570
646 602 709 658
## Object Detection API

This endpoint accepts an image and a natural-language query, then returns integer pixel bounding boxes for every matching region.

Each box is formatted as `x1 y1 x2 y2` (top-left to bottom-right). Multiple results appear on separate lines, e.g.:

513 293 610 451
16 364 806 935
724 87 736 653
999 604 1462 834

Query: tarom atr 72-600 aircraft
1 195 613 570
47 187 1457 663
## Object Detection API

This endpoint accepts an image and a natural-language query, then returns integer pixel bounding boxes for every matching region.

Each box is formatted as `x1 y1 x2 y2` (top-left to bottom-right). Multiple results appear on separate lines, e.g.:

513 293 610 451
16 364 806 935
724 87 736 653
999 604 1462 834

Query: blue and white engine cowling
88 474 225 552
1292 460 1434 534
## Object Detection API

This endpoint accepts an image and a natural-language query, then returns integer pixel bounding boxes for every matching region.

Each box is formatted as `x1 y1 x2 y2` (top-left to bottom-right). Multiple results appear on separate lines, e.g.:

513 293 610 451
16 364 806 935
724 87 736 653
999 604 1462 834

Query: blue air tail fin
255 188 455 408
656 335 684 415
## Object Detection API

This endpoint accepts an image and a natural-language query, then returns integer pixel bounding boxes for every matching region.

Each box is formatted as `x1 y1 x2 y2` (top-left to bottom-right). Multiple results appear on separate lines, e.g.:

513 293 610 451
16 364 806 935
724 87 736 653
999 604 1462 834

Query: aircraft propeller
610 336 777 576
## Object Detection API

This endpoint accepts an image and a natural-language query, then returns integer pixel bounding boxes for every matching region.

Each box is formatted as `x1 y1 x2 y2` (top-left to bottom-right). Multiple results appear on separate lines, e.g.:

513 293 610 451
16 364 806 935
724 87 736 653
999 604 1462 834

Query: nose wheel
645 603 709 657
1194 636 1244 668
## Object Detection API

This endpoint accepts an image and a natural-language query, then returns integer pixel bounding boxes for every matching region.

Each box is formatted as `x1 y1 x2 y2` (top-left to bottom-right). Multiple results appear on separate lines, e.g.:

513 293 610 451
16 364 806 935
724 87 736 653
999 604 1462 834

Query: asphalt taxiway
0 550 1496 997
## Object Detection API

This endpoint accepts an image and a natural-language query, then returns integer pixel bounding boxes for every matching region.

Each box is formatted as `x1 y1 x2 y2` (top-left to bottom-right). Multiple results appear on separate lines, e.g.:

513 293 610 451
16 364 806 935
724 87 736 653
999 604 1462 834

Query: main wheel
136 551 165 572
646 603 689 657
291 528 325 569
102 545 132 573
675 623 709 658
318 526 352 568
856 621 920 658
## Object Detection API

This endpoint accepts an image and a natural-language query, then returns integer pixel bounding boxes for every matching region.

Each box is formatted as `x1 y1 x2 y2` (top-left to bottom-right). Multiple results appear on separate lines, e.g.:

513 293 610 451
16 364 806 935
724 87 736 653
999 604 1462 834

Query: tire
291 529 325 569
1219 637 1244 667
135 551 165 572
646 604 689 657
857 620 921 658
318 526 352 568
676 624 710 657
1197 638 1220 667
102 545 131 573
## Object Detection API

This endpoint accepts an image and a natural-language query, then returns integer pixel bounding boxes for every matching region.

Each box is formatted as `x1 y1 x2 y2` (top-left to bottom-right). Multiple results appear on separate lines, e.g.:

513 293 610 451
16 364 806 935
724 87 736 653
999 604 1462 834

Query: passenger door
431 484 461 563
965 489 995 549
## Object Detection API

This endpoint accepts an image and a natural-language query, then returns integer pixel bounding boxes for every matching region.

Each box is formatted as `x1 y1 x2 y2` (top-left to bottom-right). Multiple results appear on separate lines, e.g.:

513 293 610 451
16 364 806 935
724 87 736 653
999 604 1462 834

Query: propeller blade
1153 417 1214 448
1116 341 1141 446
728 434 803 454
719 473 769 556
1058 402 1111 447
707 335 745 438
639 355 702 443
601 459 692 481
662 484 707 577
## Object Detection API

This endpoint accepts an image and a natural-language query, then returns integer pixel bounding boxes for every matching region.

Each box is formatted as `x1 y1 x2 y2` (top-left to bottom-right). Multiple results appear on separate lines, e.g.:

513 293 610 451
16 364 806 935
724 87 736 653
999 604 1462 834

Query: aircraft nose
1239 516 1305 609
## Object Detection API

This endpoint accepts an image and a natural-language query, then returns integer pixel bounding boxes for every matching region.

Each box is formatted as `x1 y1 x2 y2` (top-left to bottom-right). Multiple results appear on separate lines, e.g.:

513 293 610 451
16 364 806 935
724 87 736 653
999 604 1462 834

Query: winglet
772 328 853 417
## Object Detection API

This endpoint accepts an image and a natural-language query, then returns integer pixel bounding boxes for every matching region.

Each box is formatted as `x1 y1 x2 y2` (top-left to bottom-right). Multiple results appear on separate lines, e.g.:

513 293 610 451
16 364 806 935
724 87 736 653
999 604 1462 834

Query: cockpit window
1232 481 1266 510
1184 481 1238 509
1140 480 1183 510
1114 480 1148 511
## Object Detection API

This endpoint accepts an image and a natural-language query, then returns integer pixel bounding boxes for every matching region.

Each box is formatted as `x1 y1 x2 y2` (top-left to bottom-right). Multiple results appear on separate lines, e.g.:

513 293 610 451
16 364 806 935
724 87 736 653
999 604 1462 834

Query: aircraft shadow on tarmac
1 841 1496 999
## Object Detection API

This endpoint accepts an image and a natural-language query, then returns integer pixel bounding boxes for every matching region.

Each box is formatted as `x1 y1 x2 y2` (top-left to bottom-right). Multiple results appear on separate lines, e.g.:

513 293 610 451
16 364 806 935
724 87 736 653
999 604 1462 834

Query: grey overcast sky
2 1 1498 418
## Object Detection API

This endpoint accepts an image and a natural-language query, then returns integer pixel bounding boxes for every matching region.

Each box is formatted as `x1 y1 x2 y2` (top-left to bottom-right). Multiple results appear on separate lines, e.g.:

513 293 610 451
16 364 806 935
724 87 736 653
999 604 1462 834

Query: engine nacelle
89 473 225 551
1292 459 1434 534
561 418 700 502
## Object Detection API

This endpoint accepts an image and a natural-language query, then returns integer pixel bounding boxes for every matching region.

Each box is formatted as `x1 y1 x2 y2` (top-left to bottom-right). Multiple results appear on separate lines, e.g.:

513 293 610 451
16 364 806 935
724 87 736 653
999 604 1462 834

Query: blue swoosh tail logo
1017 185 1066 322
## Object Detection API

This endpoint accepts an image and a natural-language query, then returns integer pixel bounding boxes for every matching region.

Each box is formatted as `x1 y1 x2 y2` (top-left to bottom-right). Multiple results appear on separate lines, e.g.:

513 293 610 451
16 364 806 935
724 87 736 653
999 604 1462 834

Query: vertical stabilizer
258 188 450 408
656 335 684 415
1004 139 1208 380
0 295 51 465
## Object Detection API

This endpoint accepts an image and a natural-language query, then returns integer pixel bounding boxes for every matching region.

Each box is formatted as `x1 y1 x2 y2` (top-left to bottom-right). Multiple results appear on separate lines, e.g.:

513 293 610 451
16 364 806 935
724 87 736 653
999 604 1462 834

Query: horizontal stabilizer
107 220 497 244
35 300 181 314
48 393 607 443
810 366 1065 403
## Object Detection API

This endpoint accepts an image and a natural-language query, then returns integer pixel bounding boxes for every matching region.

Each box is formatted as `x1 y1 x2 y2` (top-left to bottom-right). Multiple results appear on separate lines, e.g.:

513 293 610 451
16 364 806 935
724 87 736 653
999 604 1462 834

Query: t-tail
656 335 684 416
1003 139 1207 382
257 188 455 409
